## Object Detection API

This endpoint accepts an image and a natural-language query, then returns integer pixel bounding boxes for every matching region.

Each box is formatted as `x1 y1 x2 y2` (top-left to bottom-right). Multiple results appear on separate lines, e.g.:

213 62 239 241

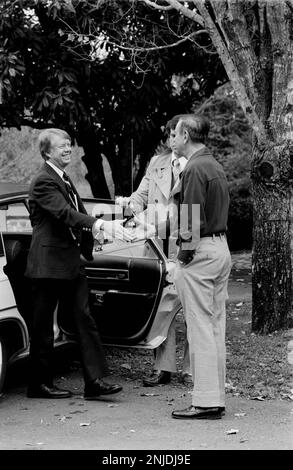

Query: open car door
59 199 169 348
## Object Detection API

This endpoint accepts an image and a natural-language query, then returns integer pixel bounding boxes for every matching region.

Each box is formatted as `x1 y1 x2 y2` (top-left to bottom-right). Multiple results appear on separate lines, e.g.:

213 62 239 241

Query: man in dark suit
25 128 131 400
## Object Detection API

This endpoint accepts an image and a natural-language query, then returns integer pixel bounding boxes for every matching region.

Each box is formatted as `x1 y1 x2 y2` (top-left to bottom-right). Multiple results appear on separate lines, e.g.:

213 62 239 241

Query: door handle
90 290 105 305
86 267 129 281
95 293 104 305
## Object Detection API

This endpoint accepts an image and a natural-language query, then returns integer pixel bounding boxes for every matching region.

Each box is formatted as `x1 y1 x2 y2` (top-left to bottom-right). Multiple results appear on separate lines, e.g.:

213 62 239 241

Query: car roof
0 182 28 199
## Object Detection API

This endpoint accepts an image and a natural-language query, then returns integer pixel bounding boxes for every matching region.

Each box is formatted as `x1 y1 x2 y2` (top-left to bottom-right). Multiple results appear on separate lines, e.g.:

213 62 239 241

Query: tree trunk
251 139 293 332
192 0 293 333
103 143 123 197
78 129 110 199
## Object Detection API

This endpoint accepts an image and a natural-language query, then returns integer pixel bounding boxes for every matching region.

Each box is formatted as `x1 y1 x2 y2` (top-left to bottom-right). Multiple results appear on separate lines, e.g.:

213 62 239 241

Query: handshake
92 197 156 243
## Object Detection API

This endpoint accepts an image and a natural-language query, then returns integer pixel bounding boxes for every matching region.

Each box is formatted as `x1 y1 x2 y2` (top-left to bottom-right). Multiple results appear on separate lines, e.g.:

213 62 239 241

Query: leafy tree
0 0 226 197
115 0 293 334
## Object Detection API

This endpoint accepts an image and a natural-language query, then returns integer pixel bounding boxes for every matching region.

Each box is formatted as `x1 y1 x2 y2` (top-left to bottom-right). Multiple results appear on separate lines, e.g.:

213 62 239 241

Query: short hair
165 114 185 136
177 114 210 143
38 128 71 160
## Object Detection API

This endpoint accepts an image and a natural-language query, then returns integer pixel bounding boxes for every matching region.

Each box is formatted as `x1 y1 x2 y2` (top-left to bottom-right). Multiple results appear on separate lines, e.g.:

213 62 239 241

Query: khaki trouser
174 235 231 407
154 287 190 374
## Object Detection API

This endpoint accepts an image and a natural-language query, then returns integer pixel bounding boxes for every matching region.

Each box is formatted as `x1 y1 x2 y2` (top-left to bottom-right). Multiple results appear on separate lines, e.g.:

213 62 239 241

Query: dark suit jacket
25 162 97 279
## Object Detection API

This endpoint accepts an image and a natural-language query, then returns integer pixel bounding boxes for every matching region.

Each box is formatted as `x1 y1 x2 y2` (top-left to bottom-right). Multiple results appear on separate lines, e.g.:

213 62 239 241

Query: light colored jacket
130 152 182 259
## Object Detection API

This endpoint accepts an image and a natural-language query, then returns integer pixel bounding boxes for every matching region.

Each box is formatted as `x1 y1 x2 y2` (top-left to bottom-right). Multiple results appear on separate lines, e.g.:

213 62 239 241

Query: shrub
227 177 253 251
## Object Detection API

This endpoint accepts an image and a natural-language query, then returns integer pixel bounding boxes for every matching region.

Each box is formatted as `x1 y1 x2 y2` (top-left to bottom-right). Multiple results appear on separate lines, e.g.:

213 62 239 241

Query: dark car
0 182 179 393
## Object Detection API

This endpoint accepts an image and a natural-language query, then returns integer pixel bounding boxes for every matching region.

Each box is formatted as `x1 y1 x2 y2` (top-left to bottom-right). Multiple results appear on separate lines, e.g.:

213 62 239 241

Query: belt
201 232 226 238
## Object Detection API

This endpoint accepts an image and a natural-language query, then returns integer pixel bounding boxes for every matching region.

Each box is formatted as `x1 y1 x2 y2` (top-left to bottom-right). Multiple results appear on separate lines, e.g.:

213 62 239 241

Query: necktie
171 159 181 188
63 172 78 210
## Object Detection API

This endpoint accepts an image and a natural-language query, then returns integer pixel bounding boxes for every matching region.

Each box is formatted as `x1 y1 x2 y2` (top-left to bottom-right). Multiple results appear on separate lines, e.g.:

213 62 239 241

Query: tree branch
69 29 208 53
210 0 260 113
138 0 204 26
136 0 199 9
192 0 266 139
137 0 173 10
265 0 293 139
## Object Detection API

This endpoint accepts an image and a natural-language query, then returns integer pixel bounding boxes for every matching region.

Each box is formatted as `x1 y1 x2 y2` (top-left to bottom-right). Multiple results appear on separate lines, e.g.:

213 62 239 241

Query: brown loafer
172 405 224 420
142 370 171 387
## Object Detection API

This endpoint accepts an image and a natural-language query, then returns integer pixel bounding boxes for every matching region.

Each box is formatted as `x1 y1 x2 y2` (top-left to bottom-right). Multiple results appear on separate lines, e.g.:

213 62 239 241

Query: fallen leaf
281 393 293 400
121 363 131 370
240 439 249 443
36 442 44 445
234 413 246 417
107 404 119 408
250 396 265 401
59 416 67 422
130 429 136 433
236 302 243 307
140 393 160 397
80 422 91 426
226 429 239 435
225 383 237 392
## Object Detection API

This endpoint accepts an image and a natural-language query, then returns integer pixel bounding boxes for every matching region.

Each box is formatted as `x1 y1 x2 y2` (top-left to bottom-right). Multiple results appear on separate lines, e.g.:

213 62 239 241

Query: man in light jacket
118 115 191 387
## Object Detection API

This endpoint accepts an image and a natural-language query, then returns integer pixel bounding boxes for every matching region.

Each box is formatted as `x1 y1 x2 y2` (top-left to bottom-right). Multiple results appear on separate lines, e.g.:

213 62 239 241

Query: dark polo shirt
179 146 229 249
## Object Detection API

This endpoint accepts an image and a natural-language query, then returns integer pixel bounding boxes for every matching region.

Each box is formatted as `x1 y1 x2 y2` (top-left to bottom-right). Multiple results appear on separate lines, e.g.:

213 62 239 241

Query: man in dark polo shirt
171 114 232 420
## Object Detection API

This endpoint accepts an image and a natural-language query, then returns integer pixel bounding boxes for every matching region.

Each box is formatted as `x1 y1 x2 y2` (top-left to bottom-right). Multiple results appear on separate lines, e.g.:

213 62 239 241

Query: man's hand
93 219 134 242
177 248 195 266
115 196 131 208
130 216 156 242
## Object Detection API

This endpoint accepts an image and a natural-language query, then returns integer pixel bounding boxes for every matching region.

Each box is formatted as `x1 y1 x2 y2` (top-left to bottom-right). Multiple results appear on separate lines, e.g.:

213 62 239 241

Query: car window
0 233 7 284
83 200 159 259
0 232 4 257
93 238 158 259
0 201 31 232
83 199 123 221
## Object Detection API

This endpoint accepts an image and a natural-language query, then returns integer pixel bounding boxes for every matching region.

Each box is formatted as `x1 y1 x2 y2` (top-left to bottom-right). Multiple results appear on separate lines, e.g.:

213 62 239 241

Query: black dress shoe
143 370 171 387
172 405 224 420
27 384 72 399
84 379 123 400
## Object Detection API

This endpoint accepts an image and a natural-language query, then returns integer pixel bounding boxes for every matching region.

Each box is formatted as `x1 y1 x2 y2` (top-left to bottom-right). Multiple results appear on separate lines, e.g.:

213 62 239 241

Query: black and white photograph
0 0 292 456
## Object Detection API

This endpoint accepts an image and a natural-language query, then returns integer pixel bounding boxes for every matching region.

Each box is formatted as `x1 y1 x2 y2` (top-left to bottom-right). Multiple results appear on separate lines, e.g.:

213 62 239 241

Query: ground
0 251 292 451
